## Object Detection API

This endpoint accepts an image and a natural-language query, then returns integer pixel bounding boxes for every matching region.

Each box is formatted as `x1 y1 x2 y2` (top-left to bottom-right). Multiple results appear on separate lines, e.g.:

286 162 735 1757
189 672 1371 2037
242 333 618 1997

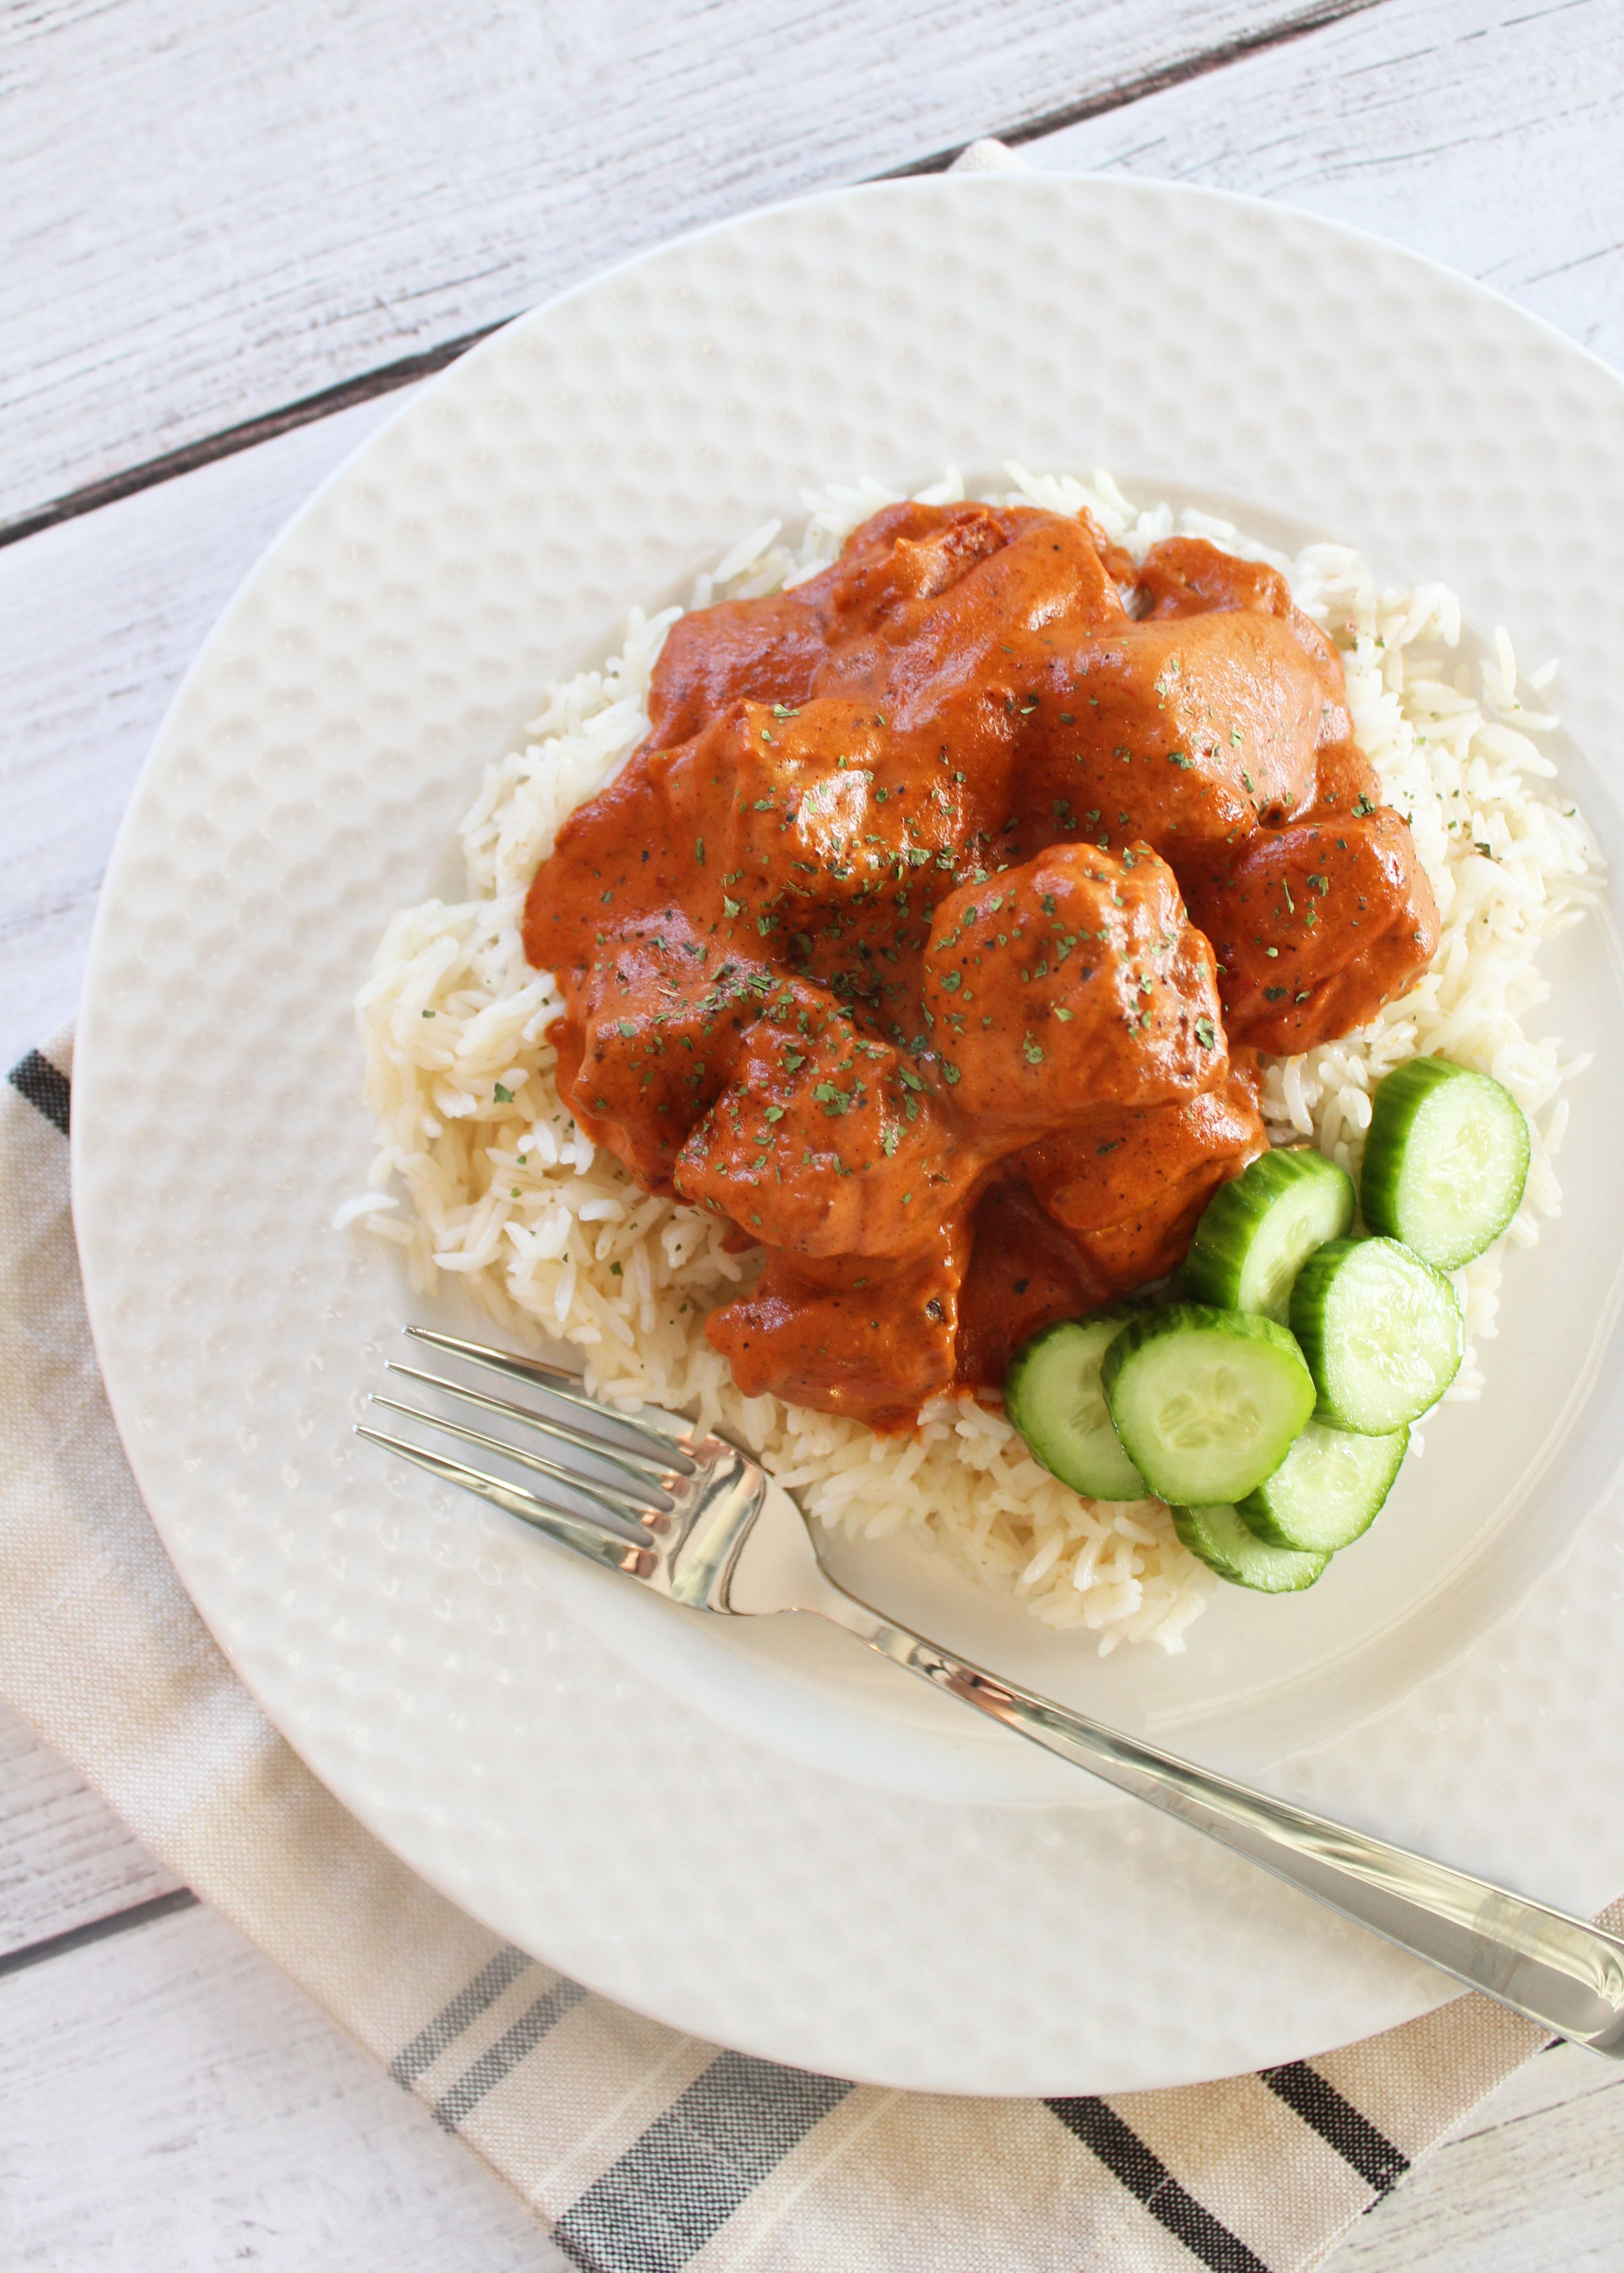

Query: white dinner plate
74 175 1624 2094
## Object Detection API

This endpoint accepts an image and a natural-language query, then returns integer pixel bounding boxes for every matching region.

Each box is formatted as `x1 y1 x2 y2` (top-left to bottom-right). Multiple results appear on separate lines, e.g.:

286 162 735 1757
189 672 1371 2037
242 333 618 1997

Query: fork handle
810 1583 1624 2054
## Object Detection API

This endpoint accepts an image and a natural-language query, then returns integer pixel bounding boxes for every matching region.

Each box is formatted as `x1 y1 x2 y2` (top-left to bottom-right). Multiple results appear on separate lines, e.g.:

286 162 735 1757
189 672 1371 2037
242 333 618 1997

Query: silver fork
361 1324 1624 2057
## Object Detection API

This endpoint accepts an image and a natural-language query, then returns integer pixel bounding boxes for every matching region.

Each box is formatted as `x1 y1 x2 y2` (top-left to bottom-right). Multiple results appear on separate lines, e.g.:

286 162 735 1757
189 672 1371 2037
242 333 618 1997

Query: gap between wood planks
0 1886 198 1981
0 0 1385 556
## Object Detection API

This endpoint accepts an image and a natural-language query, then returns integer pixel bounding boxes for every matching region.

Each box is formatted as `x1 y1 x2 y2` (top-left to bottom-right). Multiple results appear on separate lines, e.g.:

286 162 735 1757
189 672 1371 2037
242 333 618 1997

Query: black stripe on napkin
388 1944 534 2088
1047 2097 1271 2273
433 1975 586 2130
555 2051 851 2273
7 1048 70 1136
1260 2061 1410 2195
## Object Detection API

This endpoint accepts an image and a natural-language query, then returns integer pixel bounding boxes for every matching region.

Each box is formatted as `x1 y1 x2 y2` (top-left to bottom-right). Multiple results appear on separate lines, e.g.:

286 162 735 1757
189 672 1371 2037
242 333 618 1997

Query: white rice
351 469 1601 1652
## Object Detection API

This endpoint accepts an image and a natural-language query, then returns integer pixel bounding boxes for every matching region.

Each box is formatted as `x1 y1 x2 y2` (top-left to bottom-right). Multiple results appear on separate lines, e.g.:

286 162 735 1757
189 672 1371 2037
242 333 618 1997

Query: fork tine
355 1424 655 1576
403 1326 698 1467
385 1361 680 1497
368 1394 668 1528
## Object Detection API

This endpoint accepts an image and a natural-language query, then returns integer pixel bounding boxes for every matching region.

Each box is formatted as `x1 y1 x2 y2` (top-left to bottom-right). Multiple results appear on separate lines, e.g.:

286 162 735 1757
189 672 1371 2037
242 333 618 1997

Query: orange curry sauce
523 504 1439 1430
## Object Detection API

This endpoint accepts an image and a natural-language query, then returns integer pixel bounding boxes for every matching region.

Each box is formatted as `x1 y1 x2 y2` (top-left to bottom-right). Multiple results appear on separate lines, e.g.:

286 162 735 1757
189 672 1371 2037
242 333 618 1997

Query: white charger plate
74 175 1624 2095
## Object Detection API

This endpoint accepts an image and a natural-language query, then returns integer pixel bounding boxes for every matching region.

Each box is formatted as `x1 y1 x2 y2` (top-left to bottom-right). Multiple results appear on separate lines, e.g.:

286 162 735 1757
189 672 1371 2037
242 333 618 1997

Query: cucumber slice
1361 1057 1530 1269
1173 1502 1330 1592
1237 1419 1408 1552
1101 1305 1316 1506
1289 1237 1462 1433
1184 1147 1356 1321
1005 1311 1147 1500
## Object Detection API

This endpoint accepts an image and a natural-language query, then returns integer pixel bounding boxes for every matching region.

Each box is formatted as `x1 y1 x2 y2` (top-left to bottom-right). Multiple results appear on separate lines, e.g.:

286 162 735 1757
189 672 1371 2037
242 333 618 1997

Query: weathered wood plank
1337 2046 1624 2268
2 0 1377 526
1026 0 1624 368
0 1703 180 1958
0 388 409 1073
0 1899 565 2270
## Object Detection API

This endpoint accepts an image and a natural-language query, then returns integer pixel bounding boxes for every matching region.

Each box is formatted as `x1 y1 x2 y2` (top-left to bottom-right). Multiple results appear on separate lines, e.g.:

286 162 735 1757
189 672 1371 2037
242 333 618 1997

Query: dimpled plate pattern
74 177 1624 2094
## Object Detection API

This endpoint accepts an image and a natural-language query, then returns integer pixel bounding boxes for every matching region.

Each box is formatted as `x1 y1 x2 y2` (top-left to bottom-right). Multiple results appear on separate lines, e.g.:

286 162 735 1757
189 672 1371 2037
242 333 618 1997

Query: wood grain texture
3 0 1373 526
1341 2044 1624 2268
0 388 409 1073
1025 0 1624 367
0 1900 566 2270
0 1703 179 1958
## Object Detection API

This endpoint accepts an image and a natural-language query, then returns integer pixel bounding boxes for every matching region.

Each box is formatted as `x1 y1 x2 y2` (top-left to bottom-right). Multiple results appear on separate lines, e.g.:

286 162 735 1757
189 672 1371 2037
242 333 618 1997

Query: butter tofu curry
524 503 1439 1430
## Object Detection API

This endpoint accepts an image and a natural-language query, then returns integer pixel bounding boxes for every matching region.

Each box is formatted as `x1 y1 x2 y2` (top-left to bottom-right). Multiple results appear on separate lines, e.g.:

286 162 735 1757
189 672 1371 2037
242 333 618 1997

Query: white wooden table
5 3 1623 2263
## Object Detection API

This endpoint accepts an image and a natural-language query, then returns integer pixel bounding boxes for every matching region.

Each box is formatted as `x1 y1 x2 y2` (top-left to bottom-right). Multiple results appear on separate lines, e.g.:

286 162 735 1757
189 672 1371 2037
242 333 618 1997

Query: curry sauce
524 503 1439 1428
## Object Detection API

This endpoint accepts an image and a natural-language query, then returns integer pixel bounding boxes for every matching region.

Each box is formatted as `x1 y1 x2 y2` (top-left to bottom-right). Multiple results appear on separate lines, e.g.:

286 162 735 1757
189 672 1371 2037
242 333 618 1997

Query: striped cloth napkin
1 1026 1595 2271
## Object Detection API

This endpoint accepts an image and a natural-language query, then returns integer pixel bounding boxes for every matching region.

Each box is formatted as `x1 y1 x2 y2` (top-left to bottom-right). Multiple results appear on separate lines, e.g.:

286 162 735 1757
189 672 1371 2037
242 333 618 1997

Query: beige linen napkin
2 1023 1602 2270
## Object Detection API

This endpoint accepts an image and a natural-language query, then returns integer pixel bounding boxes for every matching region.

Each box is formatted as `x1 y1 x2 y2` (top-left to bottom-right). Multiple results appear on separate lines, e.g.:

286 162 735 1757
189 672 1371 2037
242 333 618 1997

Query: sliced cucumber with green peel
1101 1305 1316 1506
1361 1057 1530 1269
1237 1419 1408 1552
1290 1237 1462 1433
1005 1310 1147 1500
1173 1502 1330 1592
1184 1146 1356 1320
